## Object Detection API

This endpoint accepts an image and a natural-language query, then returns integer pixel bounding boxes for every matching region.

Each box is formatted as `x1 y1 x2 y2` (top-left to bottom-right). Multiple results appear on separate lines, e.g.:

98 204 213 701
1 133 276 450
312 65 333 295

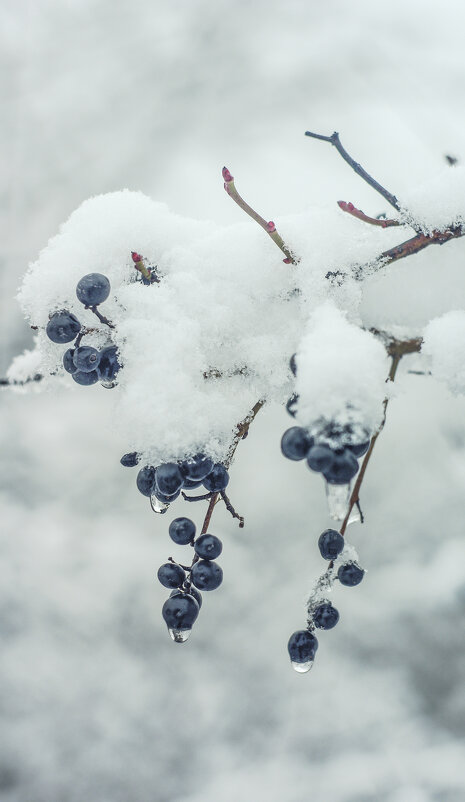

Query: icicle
325 481 350 520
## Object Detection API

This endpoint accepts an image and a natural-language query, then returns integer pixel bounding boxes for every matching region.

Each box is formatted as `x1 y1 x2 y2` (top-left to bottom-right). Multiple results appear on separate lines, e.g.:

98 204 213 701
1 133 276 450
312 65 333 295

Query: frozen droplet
100 380 118 389
150 494 169 514
346 504 361 527
169 628 191 643
325 481 350 521
291 659 314 674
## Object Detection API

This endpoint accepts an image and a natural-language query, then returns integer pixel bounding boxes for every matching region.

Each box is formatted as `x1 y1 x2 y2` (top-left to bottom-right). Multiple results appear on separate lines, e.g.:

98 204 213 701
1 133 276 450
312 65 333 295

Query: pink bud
222 167 233 182
283 257 292 264
337 201 348 211
266 221 276 232
131 251 143 263
347 202 355 211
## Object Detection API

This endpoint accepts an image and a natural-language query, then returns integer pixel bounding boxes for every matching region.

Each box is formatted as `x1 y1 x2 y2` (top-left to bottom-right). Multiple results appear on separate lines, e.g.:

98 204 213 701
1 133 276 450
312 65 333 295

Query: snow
423 310 465 395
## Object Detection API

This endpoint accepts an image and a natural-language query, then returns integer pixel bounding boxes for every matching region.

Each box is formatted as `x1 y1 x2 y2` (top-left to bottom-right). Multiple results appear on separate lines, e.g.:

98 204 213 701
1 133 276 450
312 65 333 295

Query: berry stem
222 168 298 265
88 305 115 329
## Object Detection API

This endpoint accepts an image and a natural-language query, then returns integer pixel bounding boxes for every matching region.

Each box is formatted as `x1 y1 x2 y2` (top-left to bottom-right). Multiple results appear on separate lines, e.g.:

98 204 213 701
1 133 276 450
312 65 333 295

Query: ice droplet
346 504 361 527
150 494 169 514
100 380 118 389
325 481 350 521
169 628 191 643
291 659 314 674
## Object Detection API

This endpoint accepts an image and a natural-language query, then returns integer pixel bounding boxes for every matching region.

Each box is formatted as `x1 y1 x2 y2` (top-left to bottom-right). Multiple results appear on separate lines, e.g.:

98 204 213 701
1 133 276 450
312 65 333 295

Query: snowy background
2 1 465 800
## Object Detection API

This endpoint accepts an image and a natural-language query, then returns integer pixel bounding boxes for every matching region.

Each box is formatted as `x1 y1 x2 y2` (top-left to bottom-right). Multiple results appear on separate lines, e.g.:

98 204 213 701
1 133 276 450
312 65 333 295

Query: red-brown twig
337 201 401 228
379 226 464 266
222 168 297 265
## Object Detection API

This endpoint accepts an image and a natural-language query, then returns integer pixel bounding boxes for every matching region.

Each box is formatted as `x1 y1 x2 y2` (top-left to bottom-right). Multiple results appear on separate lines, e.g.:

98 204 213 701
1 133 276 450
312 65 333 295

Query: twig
337 201 401 228
339 354 401 536
0 373 43 387
181 491 215 503
88 305 115 329
220 490 244 528
378 226 464 266
222 167 297 265
305 130 401 212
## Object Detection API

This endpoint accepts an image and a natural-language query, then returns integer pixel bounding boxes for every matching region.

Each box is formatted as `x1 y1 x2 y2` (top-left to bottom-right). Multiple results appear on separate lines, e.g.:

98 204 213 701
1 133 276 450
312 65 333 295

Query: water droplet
169 628 191 643
325 481 350 521
291 659 314 674
150 494 169 514
100 380 118 389
346 505 361 527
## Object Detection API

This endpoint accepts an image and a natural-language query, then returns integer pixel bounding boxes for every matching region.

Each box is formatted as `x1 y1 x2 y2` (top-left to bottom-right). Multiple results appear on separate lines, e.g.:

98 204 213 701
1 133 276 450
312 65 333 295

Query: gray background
2 1 465 800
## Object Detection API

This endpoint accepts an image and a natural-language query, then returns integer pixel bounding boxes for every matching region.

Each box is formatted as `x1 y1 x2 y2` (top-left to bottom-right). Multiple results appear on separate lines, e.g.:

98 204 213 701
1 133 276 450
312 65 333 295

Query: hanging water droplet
169 628 191 643
150 494 169 514
291 659 314 674
100 380 118 389
325 481 350 521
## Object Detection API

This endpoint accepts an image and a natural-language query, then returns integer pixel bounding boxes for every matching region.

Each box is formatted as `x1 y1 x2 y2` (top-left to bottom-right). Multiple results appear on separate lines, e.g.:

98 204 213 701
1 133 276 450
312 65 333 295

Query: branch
337 201 401 228
222 168 298 265
339 353 401 536
305 130 401 212
0 373 44 387
378 226 464 266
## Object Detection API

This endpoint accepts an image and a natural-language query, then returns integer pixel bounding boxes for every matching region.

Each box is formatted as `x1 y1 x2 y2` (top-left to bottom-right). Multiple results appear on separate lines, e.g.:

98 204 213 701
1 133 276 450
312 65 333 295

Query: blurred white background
2 1 465 800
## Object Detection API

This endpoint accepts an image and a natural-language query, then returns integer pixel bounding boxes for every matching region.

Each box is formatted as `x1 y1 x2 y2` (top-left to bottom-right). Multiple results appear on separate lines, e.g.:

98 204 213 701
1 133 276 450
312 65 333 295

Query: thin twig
305 130 401 212
88 305 115 329
337 201 401 228
0 373 44 387
222 167 298 265
220 490 245 528
378 226 464 266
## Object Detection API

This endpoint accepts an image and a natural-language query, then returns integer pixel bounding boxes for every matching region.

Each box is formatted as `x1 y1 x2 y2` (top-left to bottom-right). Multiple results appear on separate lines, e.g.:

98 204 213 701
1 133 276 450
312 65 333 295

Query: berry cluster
287 528 365 673
282 354 370 485
130 453 230 510
158 517 223 642
46 273 121 388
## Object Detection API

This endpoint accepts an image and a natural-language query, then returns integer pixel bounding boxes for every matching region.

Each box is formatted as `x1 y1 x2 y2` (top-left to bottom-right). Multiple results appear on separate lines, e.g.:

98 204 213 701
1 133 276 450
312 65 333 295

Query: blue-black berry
63 348 76 374
76 273 110 306
323 449 359 484
281 427 314 460
162 594 199 629
169 517 196 545
191 560 223 591
287 630 318 663
98 345 121 382
318 529 344 560
194 534 222 560
73 346 101 373
157 563 186 589
136 465 156 497
312 602 339 630
347 441 370 458
338 562 364 587
72 370 100 386
307 444 335 473
46 311 81 343
155 463 184 497
203 464 229 492
120 452 140 467
180 454 214 482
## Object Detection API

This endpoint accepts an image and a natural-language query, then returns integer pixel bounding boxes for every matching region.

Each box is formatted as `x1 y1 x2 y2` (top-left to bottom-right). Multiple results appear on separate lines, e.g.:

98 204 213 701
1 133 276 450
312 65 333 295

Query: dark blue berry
72 370 100 385
98 345 121 382
76 273 110 306
169 517 196 545
203 464 229 492
318 529 344 560
307 444 335 473
157 563 186 589
63 349 76 374
170 588 202 610
162 594 199 629
152 487 181 504
155 463 184 497
338 562 364 587
136 465 156 496
194 534 222 560
287 630 318 663
120 452 140 467
281 427 314 460
312 602 339 630
289 353 297 376
347 441 370 458
73 346 101 373
323 449 359 485
191 560 223 591
180 453 214 482
286 393 299 417
46 311 81 343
